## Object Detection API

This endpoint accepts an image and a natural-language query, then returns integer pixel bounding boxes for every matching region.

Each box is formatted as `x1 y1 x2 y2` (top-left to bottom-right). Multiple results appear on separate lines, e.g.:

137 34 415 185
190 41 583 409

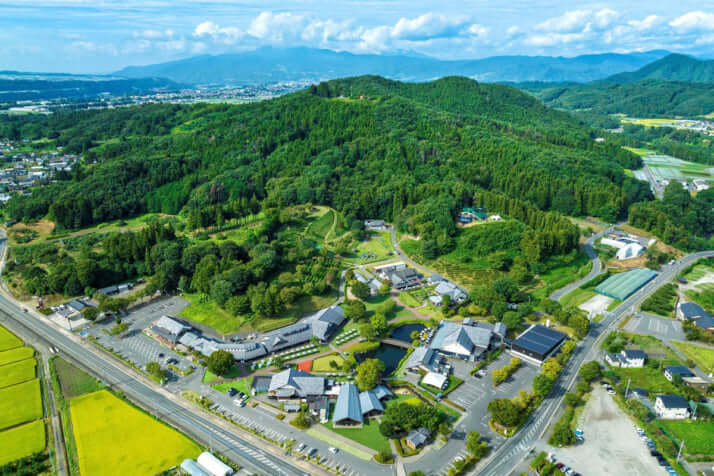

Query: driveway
624 313 685 342
544 386 664 476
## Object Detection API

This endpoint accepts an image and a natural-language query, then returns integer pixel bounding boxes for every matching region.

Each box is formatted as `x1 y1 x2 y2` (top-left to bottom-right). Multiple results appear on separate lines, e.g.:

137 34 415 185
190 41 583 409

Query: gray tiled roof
680 302 710 319
309 306 345 341
154 316 191 336
333 383 363 424
665 365 695 378
359 390 384 415
406 427 431 447
269 369 325 397
262 323 313 353
373 385 393 401
431 322 493 357
67 299 87 312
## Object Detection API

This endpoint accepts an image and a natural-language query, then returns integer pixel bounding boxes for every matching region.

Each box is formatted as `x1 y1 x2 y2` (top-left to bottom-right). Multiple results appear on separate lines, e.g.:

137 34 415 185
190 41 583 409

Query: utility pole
624 377 631 399
677 440 685 463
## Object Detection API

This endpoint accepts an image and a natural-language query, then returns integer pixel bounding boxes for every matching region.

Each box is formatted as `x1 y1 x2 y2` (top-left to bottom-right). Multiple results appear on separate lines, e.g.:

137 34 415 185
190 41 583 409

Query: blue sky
2 1 713 73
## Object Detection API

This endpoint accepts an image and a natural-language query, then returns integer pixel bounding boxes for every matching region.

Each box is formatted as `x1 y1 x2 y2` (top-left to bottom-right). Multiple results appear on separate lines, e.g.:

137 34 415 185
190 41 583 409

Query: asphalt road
550 226 611 301
473 250 714 476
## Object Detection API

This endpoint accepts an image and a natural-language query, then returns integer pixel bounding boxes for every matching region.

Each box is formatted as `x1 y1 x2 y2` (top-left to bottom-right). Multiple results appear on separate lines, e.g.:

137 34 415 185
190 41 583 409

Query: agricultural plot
53 357 104 399
0 327 22 352
69 390 201 476
644 155 714 183
659 420 714 456
0 420 46 466
594 268 657 301
0 379 43 430
0 358 37 389
0 346 34 366
671 341 714 372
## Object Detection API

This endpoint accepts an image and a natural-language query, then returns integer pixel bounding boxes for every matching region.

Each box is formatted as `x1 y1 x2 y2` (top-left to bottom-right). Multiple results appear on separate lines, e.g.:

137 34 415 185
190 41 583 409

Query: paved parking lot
84 297 193 375
407 352 540 476
625 313 685 342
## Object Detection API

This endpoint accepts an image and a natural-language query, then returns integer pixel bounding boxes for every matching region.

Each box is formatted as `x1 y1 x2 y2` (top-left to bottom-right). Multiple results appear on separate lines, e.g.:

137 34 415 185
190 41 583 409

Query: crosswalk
205 425 288 475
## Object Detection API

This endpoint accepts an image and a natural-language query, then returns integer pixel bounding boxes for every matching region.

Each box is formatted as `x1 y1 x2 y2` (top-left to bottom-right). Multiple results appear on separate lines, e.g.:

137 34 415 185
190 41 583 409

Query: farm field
69 390 201 476
659 420 714 456
0 326 22 351
0 357 36 389
53 357 104 398
671 341 714 372
0 420 46 466
0 379 43 430
0 346 34 366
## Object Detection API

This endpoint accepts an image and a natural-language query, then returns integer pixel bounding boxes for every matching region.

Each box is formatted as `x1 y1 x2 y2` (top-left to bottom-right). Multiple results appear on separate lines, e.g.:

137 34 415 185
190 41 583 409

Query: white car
329 447 338 454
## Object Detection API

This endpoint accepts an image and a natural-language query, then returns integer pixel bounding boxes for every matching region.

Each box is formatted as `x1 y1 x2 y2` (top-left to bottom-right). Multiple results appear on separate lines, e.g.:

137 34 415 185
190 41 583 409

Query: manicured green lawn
213 376 253 396
397 292 421 307
611 367 680 395
0 358 36 389
0 327 22 352
312 354 346 372
0 379 43 430
0 420 46 466
306 428 372 460
178 293 246 334
0 346 34 366
659 420 714 456
203 365 247 383
671 341 714 372
54 357 104 398
70 390 201 476
324 418 391 453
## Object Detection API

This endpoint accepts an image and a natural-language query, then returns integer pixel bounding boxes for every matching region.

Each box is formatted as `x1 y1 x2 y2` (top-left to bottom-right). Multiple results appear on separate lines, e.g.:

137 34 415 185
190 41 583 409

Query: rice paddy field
0 357 37 389
0 378 43 431
69 390 201 476
0 326 22 351
643 154 714 183
0 420 46 466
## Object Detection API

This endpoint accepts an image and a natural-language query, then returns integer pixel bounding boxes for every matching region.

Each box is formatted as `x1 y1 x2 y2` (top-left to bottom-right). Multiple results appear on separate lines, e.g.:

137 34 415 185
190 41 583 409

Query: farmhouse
605 349 646 368
509 324 567 365
663 365 695 382
405 427 431 450
654 395 691 420
268 369 325 399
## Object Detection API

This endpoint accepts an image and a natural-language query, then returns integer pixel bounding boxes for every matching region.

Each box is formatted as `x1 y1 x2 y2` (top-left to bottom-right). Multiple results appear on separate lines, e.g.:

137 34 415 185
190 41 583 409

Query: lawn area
420 375 463 396
54 357 104 398
0 379 43 430
70 390 201 476
312 354 346 372
213 376 253 396
0 346 34 366
203 365 247 383
559 287 598 309
0 326 22 352
0 420 46 466
611 367 680 395
397 291 421 307
324 418 392 454
178 292 246 334
363 295 409 320
623 146 657 157
342 231 395 264
671 341 714 372
0 358 36 389
306 428 372 460
659 420 714 456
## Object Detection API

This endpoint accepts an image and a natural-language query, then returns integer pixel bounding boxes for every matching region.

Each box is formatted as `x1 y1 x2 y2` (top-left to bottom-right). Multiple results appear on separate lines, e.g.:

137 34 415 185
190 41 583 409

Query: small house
405 427 431 450
663 366 695 382
654 395 690 420
605 349 646 368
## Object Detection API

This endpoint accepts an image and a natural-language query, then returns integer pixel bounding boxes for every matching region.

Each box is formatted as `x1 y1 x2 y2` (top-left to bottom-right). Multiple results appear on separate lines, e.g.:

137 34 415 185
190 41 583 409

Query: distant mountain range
603 53 714 83
0 73 183 102
114 46 671 85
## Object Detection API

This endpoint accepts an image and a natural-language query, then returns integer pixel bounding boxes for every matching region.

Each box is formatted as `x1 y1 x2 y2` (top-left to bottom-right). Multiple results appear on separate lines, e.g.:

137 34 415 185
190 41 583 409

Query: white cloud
525 32 586 47
194 21 242 44
627 15 662 31
506 26 522 38
536 10 591 33
390 13 469 40
594 9 619 29
670 11 714 32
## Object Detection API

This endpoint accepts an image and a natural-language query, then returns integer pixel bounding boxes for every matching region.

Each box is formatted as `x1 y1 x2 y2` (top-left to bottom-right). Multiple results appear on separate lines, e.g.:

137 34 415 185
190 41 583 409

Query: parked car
329 447 338 454
167 358 177 365
297 443 306 452
227 388 237 397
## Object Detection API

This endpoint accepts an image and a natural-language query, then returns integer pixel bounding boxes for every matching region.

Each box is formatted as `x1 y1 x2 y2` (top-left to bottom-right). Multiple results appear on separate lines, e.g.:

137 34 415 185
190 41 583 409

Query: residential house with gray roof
268 369 325 399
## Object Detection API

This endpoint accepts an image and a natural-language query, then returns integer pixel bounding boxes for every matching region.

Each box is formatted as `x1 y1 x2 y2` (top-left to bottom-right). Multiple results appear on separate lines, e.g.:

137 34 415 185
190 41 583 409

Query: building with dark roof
333 383 363 426
359 390 384 417
677 302 711 321
429 321 497 360
510 324 567 364
694 315 714 332
151 316 191 345
373 385 393 401
388 267 422 290
308 306 345 342
663 366 695 382
405 427 431 450
606 349 646 368
655 395 690 420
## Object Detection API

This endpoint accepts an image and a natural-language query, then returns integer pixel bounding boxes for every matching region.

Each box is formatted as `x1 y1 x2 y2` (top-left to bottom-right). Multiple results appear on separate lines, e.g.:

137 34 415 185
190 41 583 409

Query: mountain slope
1 76 649 240
115 46 669 84
604 54 714 83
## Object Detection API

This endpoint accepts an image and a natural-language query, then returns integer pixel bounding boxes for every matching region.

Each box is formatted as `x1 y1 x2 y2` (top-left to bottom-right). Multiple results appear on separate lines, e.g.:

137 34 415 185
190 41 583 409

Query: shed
197 452 233 476
181 459 211 476
422 372 448 390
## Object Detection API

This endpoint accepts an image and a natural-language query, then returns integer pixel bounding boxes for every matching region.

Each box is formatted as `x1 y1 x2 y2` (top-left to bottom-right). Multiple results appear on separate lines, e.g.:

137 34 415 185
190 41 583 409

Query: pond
390 323 426 343
371 344 407 376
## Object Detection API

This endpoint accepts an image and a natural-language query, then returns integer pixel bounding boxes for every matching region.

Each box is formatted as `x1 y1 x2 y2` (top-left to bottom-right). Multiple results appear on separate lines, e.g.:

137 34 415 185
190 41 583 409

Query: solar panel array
513 325 567 358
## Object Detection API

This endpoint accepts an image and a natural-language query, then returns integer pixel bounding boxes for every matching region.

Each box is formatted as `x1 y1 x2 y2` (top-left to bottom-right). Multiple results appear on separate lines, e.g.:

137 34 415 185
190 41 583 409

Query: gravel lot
553 386 664 476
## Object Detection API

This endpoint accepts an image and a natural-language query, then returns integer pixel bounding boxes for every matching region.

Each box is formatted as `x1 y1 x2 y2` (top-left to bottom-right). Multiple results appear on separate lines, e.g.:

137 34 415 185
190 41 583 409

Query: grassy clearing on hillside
684 264 714 281
70 390 201 476
0 358 36 389
0 420 46 466
54 357 104 399
0 327 22 352
532 252 592 301
623 146 656 157
178 293 246 334
305 209 334 242
0 379 43 430
659 420 714 456
342 231 395 264
671 341 714 372
0 346 34 366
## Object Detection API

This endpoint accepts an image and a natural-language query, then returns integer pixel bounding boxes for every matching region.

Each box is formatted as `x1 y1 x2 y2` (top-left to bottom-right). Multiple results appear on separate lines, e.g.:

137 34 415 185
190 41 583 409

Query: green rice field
0 420 46 466
0 327 22 352
0 358 36 389
0 346 34 366
0 379 43 430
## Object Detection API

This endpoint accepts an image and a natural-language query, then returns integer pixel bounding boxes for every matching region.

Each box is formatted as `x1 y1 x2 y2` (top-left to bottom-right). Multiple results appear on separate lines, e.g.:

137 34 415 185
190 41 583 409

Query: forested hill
604 54 714 83
530 80 714 117
2 75 650 256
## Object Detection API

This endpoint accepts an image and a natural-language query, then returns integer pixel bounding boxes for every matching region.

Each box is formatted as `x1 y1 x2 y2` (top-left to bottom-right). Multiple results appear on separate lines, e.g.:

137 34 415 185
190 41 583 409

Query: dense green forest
531 80 714 117
1 76 648 255
603 53 714 83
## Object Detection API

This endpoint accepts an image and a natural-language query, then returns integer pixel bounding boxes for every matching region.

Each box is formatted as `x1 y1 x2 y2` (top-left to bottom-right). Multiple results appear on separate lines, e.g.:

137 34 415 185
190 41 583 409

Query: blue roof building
359 390 384 417
333 383 363 426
